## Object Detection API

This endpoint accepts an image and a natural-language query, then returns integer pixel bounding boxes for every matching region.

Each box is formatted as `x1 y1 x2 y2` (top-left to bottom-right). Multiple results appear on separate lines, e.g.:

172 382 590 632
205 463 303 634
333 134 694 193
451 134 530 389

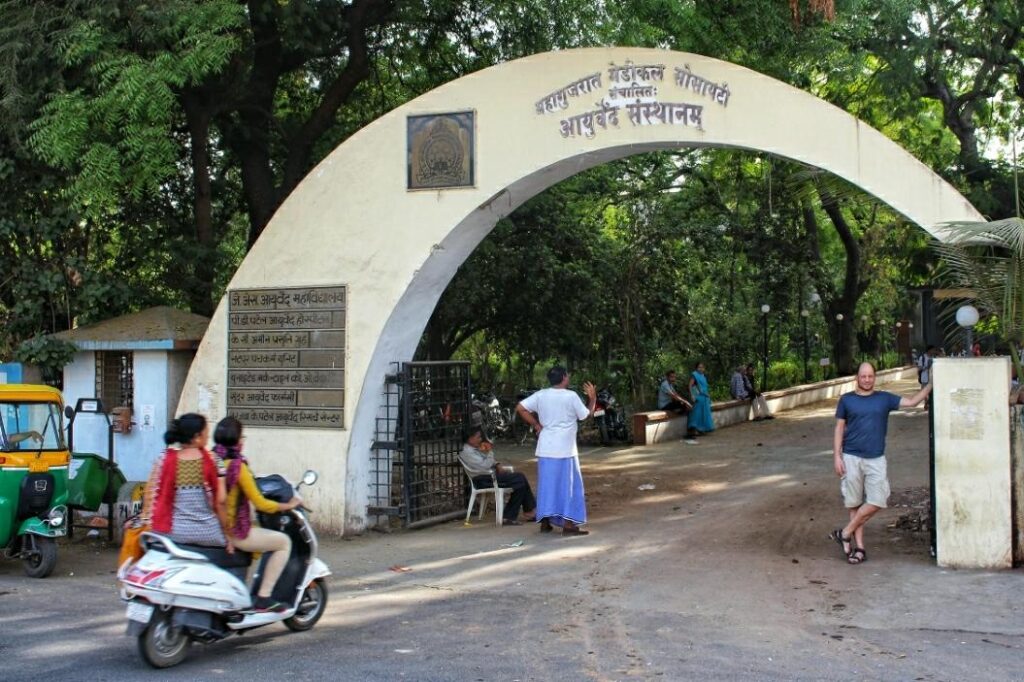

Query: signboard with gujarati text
227 286 346 429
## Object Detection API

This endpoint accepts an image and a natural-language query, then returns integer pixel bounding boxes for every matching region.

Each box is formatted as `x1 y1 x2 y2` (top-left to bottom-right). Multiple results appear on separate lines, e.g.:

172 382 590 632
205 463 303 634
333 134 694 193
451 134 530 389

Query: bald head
856 362 876 393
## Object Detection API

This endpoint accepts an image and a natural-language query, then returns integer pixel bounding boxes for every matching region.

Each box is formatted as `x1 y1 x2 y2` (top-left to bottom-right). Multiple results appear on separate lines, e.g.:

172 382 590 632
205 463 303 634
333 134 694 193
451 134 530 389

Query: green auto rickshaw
0 384 69 577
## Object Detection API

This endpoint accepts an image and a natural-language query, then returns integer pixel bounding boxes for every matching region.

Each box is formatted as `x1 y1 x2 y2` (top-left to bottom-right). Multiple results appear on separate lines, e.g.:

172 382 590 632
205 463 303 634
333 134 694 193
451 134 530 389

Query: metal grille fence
368 361 471 528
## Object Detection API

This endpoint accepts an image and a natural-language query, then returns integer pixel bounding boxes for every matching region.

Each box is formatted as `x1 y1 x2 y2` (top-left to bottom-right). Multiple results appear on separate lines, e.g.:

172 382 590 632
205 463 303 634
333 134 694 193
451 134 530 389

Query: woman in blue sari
688 362 715 434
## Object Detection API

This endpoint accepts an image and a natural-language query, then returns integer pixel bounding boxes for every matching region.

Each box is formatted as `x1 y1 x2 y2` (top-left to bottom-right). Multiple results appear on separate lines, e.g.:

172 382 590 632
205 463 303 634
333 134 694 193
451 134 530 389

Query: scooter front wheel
139 610 191 668
284 578 328 632
22 535 57 578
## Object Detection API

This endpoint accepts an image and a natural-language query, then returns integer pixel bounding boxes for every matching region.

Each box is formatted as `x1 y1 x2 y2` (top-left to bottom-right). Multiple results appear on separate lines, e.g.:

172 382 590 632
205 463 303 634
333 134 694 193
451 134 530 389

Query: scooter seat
176 543 252 569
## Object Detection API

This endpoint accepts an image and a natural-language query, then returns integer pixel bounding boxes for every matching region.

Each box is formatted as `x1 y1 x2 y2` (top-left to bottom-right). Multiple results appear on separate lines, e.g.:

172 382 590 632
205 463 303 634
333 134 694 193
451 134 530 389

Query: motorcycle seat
176 543 253 569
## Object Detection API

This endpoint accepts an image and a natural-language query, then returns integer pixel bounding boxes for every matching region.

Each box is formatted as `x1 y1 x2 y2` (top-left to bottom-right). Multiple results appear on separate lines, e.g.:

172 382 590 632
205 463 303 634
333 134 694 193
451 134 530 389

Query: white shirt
519 387 590 459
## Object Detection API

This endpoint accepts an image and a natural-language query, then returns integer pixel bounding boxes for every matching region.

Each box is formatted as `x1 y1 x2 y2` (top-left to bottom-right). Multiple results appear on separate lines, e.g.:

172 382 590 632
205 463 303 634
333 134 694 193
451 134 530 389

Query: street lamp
801 309 810 382
761 304 771 390
835 313 844 377
956 305 979 356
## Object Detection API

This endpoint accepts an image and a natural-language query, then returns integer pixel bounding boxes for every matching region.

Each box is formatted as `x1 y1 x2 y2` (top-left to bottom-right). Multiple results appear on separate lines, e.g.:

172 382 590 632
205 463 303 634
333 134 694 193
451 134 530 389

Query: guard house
52 307 209 481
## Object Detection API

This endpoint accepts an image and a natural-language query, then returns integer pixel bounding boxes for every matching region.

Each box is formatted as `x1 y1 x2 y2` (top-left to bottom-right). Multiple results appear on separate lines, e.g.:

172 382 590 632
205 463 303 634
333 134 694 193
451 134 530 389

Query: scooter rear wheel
284 578 328 632
139 610 191 668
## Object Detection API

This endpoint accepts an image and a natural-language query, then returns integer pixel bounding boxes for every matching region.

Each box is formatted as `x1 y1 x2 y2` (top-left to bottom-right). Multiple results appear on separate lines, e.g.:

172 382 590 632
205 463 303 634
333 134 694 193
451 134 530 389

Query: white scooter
118 470 330 668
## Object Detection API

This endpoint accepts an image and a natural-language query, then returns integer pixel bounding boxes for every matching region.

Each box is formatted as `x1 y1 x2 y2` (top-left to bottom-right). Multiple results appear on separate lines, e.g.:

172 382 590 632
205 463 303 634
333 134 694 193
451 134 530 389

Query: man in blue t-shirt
829 362 931 565
658 370 697 440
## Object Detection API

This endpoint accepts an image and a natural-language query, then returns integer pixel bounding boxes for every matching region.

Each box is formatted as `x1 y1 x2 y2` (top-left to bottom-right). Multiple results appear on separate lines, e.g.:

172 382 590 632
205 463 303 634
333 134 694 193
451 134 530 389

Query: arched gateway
180 48 981 533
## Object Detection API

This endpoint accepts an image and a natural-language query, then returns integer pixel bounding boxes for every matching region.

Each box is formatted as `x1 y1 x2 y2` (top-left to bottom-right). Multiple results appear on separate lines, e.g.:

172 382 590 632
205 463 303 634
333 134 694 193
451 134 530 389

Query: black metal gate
368 361 471 528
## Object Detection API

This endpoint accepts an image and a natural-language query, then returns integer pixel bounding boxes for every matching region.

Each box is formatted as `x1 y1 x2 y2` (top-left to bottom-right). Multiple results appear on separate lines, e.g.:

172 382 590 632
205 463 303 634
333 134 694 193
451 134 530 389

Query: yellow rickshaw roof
0 384 64 403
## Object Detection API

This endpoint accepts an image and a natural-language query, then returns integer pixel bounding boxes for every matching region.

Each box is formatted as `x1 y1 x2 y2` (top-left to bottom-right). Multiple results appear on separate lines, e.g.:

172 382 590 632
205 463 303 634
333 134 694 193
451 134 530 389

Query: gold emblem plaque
407 111 475 190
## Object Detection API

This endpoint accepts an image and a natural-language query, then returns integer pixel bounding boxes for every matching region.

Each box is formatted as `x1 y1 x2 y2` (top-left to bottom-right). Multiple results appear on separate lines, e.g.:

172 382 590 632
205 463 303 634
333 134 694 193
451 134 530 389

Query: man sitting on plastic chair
460 426 537 526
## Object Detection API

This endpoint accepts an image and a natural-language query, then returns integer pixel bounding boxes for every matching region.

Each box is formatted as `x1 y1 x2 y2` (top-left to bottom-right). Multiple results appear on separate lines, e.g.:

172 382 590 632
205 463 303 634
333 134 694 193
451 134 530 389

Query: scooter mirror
301 470 318 487
64 405 75 420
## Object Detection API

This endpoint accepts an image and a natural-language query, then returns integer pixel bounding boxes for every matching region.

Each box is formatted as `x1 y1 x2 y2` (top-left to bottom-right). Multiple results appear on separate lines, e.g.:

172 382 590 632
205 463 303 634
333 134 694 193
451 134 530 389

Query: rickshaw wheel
22 536 57 578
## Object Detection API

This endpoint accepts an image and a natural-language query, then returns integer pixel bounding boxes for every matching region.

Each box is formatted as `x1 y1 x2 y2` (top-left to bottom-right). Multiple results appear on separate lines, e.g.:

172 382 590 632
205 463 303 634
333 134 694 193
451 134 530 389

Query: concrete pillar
932 357 1012 569
1011 406 1024 566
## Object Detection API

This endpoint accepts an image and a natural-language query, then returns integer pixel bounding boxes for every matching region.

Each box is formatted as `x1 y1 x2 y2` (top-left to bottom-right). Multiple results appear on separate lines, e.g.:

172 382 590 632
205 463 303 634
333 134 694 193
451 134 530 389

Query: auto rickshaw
0 384 69 577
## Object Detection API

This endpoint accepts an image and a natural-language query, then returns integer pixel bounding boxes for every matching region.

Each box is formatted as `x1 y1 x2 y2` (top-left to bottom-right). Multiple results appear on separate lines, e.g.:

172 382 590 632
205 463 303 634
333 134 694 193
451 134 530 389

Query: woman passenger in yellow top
213 416 301 613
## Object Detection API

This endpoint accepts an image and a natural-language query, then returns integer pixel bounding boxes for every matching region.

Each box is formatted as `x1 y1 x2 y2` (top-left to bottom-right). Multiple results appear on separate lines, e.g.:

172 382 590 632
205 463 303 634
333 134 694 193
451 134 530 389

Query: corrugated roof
51 306 209 350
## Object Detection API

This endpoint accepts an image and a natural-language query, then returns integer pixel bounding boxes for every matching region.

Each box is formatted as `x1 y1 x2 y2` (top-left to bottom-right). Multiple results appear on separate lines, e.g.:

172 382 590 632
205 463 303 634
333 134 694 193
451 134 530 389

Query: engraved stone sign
227 286 346 429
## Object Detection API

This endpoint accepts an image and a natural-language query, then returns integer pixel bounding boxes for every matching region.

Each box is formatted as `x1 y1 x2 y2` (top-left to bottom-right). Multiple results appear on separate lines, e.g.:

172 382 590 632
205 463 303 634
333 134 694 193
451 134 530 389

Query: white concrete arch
179 48 982 533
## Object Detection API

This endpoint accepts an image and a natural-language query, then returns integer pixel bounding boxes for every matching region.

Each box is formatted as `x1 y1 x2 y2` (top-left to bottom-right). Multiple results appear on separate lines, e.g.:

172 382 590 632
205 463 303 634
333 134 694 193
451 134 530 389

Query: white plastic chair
462 464 513 527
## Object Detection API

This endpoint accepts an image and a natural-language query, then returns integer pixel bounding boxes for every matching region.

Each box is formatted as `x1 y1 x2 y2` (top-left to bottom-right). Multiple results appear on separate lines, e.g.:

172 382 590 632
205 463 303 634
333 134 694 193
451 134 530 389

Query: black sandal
539 518 553 533
828 529 852 559
562 526 589 536
847 547 867 564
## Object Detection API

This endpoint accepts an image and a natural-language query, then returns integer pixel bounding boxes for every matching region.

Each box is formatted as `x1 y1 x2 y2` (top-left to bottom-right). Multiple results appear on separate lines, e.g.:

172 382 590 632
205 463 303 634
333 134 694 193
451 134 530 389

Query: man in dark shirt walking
830 362 931 564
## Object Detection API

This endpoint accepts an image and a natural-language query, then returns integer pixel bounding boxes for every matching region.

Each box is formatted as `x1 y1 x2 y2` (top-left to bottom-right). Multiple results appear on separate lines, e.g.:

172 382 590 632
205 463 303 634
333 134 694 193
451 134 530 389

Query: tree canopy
0 0 1020 395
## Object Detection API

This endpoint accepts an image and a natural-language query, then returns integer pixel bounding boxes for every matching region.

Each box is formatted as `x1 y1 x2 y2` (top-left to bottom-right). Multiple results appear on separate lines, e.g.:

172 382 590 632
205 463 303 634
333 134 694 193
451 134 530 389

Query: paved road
1 379 1021 680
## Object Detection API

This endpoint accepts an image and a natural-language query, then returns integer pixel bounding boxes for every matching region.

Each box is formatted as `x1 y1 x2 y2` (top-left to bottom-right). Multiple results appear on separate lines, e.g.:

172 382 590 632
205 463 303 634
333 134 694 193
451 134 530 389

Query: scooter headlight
47 505 67 527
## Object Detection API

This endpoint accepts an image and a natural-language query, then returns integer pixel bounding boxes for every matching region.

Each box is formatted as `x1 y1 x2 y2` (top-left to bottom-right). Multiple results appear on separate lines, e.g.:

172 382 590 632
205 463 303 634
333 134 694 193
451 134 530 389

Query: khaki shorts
840 454 890 508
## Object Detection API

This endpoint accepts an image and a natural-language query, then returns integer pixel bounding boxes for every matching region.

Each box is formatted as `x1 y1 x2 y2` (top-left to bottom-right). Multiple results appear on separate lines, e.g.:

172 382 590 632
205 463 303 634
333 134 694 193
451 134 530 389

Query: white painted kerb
179 48 983 534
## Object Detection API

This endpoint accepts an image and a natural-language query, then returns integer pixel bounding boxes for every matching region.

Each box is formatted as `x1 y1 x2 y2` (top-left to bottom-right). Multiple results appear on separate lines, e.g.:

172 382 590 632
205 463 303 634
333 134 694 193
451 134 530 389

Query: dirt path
317 379 1021 679
2 378 1021 680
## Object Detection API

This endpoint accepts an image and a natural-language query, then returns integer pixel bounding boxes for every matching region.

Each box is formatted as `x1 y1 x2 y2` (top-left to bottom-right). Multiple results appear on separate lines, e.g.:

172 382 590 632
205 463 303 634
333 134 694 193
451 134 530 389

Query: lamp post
895 321 903 364
801 309 810 382
955 305 979 356
835 313 844 377
761 304 771 390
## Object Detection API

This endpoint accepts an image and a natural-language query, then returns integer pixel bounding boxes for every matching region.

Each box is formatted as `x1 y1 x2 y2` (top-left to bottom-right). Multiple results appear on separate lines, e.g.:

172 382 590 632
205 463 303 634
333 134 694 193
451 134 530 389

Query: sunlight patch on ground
326 542 613 627
689 460 737 469
689 480 729 493
630 492 687 505
586 459 664 472
356 541 606 589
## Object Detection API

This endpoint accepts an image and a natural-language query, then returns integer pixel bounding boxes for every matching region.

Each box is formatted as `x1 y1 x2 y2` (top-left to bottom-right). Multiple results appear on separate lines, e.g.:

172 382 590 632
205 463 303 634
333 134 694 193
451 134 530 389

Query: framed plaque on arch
407 111 475 190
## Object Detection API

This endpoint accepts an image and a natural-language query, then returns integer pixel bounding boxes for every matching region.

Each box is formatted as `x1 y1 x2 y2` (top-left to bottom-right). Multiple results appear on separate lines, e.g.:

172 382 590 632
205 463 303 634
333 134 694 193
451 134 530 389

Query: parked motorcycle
471 391 512 439
118 470 330 668
593 386 630 445
511 388 539 445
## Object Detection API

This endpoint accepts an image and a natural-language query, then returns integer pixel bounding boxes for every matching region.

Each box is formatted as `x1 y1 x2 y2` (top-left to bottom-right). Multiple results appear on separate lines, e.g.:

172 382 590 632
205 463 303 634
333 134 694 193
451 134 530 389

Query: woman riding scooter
150 414 230 549
213 417 301 613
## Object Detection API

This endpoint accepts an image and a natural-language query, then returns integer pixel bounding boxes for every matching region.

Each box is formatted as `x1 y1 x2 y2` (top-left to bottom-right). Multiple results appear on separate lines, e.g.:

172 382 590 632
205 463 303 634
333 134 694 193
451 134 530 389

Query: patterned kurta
167 458 225 546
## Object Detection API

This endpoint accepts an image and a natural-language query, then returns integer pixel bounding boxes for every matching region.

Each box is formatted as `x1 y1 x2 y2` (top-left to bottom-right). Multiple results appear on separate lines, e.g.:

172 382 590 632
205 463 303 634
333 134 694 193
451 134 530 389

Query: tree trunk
181 92 216 316
803 191 866 376
227 0 396 249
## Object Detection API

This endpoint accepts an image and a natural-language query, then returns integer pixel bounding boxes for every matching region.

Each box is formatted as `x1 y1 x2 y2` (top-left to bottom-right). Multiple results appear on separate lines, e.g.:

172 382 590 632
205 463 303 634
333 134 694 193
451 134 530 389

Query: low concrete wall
716 365 918 429
637 366 918 445
636 414 689 444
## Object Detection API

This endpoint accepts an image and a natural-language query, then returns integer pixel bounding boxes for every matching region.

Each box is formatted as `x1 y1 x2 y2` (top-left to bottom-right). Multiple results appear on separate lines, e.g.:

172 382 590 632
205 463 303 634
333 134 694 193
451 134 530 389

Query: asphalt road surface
1 379 1021 681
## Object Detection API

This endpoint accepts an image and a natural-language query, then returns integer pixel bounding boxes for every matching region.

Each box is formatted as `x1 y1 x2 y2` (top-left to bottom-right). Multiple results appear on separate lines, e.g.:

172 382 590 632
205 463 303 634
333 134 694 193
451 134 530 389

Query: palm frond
933 217 1024 345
